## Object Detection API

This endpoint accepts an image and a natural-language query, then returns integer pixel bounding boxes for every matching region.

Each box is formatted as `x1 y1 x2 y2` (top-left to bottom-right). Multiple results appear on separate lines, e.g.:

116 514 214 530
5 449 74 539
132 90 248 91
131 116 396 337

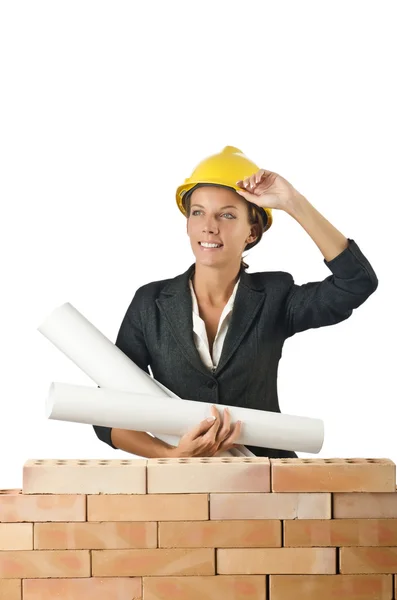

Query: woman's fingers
217 419 243 452
255 169 266 184
210 406 222 437
181 407 220 449
242 176 251 188
230 419 242 442
216 407 231 442
201 406 222 447
210 405 219 418
187 415 217 440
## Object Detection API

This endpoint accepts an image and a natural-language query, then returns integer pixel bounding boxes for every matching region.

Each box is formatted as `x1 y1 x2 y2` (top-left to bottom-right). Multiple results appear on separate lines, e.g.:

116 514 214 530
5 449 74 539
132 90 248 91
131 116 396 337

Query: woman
93 146 378 458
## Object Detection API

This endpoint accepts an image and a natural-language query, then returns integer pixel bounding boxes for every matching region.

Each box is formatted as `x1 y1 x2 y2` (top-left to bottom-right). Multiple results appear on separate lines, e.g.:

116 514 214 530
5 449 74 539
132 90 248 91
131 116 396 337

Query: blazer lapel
216 268 266 375
155 264 208 377
156 263 267 378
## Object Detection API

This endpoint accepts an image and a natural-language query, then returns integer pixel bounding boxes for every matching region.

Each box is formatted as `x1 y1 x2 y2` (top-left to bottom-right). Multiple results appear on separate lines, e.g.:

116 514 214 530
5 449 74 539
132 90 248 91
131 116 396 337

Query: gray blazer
93 238 378 457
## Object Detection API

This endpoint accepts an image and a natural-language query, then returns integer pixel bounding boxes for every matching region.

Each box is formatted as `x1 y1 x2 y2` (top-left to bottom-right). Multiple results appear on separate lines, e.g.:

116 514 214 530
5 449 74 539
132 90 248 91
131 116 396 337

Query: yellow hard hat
176 145 272 233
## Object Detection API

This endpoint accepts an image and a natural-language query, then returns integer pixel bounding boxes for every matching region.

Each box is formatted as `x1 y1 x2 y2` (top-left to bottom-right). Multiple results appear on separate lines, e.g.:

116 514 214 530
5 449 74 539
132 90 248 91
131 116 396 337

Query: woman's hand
168 405 242 458
235 168 304 211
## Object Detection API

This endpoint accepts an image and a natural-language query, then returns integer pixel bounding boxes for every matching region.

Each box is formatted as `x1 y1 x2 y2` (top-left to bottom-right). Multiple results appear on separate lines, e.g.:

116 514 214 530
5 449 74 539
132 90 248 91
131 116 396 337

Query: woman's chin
194 242 224 254
194 248 224 261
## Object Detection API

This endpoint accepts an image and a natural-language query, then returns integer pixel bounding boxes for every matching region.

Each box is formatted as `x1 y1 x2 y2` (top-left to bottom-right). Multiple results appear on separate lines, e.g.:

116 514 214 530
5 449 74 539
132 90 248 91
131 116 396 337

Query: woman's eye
191 210 235 219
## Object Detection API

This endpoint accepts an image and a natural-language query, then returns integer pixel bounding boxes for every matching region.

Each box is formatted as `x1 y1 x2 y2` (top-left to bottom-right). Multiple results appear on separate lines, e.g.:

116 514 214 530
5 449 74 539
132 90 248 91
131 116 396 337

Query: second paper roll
46 382 324 453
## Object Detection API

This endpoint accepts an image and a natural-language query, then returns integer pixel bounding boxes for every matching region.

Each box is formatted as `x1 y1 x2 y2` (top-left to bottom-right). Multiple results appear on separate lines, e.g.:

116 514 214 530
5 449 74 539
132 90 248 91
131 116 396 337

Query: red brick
147 457 270 493
217 548 336 574
271 458 396 492
340 546 397 573
22 577 142 599
0 550 90 578
88 494 208 521
159 520 281 547
23 458 147 494
143 575 266 599
284 518 397 546
210 492 331 520
334 490 397 518
92 548 215 576
0 579 21 600
34 521 157 549
0 523 33 550
0 493 86 522
270 574 392 599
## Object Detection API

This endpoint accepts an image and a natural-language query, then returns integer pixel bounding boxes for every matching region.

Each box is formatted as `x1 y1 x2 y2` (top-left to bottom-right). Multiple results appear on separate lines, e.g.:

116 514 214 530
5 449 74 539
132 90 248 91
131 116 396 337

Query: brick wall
1 457 397 599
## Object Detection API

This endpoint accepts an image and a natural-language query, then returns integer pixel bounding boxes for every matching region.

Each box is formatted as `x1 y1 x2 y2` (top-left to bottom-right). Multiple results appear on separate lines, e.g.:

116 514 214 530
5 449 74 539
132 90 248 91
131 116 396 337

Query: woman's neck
191 263 241 308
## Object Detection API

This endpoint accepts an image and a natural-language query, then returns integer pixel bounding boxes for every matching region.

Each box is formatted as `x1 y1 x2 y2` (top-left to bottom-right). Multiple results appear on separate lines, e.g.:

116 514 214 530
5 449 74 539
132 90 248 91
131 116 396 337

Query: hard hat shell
176 145 273 233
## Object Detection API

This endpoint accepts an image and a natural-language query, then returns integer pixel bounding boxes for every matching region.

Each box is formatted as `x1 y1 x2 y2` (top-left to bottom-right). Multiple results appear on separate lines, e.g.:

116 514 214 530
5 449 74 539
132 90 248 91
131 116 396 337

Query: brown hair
183 190 265 270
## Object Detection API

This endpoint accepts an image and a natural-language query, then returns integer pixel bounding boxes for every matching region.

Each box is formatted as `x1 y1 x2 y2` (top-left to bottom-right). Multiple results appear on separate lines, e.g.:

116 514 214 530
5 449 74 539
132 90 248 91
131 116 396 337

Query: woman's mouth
199 242 223 251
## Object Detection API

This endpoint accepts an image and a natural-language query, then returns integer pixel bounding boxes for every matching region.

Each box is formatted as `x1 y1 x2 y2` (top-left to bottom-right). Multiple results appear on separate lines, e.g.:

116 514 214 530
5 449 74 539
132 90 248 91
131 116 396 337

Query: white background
0 1 395 489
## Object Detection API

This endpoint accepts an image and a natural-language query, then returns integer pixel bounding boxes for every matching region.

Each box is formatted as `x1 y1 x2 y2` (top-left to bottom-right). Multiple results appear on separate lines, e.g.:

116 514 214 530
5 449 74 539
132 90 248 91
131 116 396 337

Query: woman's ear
247 223 260 244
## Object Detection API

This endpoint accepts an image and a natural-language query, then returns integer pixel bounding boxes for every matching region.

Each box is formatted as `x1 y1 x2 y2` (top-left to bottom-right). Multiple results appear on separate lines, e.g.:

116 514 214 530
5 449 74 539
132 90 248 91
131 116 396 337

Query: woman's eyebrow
191 203 239 210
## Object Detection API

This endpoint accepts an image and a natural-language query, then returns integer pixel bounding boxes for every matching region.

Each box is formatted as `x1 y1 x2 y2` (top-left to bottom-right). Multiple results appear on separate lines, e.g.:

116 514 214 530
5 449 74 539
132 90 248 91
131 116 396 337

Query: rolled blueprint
37 302 251 457
46 383 324 453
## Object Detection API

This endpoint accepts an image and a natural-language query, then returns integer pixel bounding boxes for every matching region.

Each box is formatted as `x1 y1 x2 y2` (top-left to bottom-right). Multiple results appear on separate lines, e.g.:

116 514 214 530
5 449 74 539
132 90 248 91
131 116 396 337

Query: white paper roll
46 383 324 453
37 302 238 455
233 446 256 457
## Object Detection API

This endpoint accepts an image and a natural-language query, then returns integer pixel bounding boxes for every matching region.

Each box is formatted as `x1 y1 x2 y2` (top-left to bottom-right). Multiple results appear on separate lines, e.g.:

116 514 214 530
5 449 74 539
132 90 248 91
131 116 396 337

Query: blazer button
207 381 217 389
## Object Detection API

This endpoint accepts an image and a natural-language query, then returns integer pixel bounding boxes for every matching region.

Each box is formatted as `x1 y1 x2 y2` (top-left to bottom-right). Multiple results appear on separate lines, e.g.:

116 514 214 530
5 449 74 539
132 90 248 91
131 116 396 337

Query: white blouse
189 275 241 372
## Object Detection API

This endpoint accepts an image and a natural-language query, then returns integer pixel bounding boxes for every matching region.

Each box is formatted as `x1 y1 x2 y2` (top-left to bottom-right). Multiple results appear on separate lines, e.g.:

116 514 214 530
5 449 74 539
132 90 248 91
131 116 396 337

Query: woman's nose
202 219 219 234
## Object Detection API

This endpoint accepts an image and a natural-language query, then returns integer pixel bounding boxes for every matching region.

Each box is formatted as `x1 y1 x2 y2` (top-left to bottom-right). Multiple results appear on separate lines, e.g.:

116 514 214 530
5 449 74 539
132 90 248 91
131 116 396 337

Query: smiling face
185 185 261 269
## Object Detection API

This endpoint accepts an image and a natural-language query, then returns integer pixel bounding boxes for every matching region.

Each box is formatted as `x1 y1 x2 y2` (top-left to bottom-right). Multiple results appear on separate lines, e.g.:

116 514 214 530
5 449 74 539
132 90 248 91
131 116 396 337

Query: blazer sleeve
92 288 151 449
283 238 378 339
